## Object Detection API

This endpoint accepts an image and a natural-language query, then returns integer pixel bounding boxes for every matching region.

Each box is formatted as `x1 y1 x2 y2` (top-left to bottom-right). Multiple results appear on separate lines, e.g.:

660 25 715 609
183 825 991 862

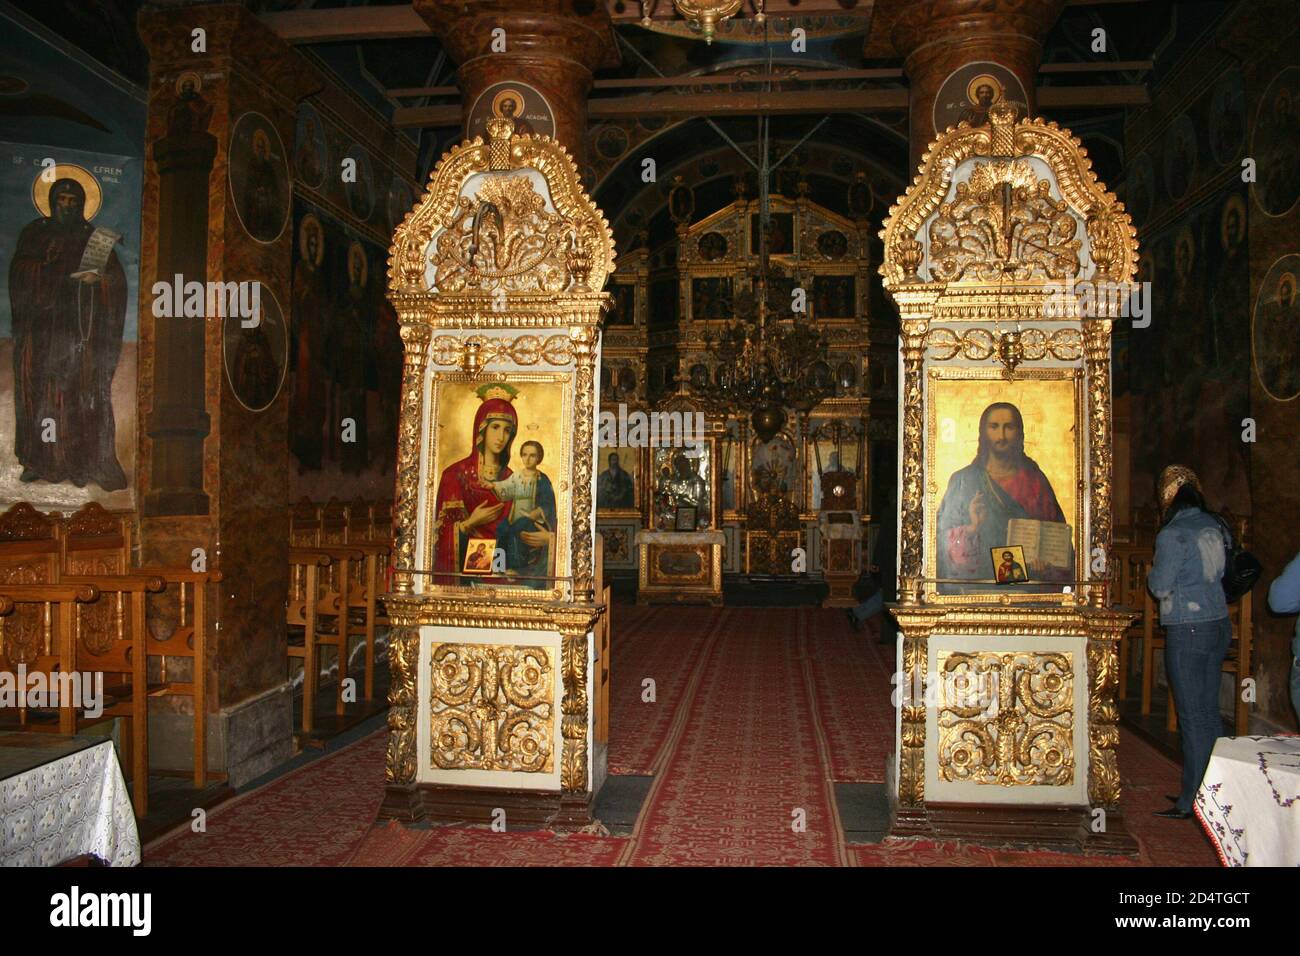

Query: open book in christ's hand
1005 518 1074 579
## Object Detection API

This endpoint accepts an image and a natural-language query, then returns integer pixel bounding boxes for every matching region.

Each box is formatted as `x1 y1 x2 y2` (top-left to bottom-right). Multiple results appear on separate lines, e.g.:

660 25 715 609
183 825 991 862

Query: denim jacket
1147 507 1229 626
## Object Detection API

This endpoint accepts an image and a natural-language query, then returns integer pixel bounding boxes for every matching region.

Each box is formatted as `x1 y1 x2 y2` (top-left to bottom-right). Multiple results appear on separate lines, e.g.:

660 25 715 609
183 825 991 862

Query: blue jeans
1291 634 1300 723
851 591 884 622
1164 617 1232 812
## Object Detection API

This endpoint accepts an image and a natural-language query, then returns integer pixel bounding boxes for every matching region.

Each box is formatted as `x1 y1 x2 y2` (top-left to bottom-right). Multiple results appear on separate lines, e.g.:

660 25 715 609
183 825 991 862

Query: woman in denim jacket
1147 465 1231 819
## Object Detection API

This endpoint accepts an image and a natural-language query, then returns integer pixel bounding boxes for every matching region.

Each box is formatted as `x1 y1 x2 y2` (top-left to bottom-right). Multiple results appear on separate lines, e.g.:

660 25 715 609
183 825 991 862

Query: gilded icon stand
637 424 724 605
881 104 1139 852
380 117 614 828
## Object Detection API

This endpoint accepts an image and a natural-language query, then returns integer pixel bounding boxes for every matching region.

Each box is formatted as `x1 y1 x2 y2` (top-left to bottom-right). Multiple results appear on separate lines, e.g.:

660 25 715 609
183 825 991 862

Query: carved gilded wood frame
922 366 1086 605
383 117 614 803
881 104 1138 609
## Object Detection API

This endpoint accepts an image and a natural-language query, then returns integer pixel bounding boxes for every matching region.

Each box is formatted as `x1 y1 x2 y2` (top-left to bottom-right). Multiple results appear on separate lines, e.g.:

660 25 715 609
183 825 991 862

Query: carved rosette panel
429 643 554 773
937 651 1074 787
1087 635 1122 808
386 625 420 785
391 324 431 593
75 598 119 656
0 562 47 664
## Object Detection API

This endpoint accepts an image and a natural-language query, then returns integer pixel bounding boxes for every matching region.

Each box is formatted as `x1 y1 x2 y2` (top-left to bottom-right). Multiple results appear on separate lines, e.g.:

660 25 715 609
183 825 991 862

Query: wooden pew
59 504 220 793
0 503 155 814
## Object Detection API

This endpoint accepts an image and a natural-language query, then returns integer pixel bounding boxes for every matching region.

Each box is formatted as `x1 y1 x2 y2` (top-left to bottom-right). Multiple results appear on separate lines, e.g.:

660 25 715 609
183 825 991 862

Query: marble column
413 0 619 166
888 0 1066 170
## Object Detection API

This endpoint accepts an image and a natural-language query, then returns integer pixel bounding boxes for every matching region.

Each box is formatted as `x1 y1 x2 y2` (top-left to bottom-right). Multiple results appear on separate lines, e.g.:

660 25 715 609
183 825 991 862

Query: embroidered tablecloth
1195 735 1300 867
0 733 140 867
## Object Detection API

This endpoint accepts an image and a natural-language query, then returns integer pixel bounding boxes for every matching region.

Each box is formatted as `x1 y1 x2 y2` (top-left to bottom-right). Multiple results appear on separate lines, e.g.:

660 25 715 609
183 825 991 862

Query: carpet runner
146 603 1219 866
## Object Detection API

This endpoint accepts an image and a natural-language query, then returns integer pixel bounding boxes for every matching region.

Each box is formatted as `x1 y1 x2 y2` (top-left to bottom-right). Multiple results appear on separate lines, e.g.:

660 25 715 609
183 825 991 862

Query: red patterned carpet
147 603 1219 866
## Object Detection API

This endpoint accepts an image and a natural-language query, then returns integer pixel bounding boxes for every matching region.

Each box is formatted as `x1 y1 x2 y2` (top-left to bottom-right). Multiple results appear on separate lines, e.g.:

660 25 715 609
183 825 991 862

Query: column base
889 802 1138 855
377 783 595 830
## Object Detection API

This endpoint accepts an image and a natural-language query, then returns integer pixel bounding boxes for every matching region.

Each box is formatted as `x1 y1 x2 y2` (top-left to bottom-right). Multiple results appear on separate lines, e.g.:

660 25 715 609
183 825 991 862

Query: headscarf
1157 464 1202 511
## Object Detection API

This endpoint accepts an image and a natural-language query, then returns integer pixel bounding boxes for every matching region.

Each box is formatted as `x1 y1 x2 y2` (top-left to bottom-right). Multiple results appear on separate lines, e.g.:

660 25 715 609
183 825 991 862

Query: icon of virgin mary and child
432 382 557 588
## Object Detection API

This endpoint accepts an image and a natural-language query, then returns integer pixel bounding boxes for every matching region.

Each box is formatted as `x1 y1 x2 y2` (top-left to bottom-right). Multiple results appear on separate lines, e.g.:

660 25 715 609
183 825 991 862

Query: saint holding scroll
9 173 127 490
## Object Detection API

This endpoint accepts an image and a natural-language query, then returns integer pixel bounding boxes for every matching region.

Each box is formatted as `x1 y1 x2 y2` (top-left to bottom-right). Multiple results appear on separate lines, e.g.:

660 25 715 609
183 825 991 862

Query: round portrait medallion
1252 254 1300 401
229 112 290 243
1250 67 1300 217
223 285 288 413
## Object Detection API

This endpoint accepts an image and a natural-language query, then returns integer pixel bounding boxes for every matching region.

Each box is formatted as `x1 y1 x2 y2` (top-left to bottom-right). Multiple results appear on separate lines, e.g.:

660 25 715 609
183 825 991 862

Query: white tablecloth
1 738 140 867
1195 735 1300 867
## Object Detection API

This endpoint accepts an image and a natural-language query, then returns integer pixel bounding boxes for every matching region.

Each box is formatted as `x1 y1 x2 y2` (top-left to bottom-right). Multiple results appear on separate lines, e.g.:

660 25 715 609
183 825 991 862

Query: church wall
1120 0 1300 731
286 65 417 506
0 8 146 513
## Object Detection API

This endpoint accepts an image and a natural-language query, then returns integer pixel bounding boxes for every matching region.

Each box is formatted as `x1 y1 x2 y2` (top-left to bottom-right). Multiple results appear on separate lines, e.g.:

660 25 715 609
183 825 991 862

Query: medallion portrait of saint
9 166 127 490
931 378 1079 589
387 178 413 235
1210 68 1246 166
933 62 1027 135
1253 254 1300 402
328 242 372 474
431 380 567 589
466 82 555 142
1250 67 1300 217
223 287 287 413
1163 114 1197 202
229 112 290 243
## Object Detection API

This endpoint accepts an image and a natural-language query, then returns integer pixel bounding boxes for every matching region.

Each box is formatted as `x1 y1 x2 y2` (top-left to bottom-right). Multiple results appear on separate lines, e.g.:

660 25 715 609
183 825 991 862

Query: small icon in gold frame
462 539 495 575
674 505 698 532
991 545 1029 584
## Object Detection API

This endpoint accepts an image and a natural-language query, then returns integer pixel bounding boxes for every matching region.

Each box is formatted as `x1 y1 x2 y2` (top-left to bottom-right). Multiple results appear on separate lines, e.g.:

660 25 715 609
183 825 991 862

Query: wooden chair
1112 546 1152 701
286 548 346 736
0 582 101 736
290 500 366 703
329 497 388 700
364 498 394 627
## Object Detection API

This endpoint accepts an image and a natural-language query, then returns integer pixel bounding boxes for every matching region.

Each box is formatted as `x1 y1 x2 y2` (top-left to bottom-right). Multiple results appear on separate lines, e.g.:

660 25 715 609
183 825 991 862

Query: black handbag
1214 514 1262 603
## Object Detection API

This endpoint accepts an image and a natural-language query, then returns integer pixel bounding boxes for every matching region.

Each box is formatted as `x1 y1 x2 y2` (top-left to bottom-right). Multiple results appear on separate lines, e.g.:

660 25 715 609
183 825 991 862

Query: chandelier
692 266 834 442
687 89 835 438
640 0 764 44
